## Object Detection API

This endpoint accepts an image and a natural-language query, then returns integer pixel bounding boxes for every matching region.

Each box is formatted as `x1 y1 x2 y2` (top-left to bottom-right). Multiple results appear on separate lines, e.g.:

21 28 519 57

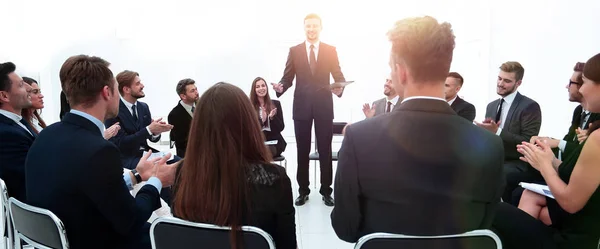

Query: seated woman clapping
492 53 600 249
249 77 286 157
171 82 297 249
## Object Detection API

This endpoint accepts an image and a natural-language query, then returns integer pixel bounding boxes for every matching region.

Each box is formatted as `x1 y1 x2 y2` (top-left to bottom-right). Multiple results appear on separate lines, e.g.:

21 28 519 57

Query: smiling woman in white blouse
22 77 46 133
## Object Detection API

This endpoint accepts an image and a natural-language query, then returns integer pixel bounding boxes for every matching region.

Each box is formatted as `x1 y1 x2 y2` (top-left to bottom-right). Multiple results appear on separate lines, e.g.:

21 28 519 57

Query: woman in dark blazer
249 76 287 157
171 82 297 249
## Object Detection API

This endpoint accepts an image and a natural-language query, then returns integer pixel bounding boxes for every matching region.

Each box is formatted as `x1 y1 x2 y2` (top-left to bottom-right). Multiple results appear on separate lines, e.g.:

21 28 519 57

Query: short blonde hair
499 61 525 82
387 16 455 83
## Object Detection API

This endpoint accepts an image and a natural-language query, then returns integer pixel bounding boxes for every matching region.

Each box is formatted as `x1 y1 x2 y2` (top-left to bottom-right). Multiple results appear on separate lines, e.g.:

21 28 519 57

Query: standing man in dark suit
105 70 173 169
271 13 346 206
445 72 476 122
25 55 178 249
362 77 399 118
168 78 199 157
331 16 505 243
476 61 542 202
0 62 34 201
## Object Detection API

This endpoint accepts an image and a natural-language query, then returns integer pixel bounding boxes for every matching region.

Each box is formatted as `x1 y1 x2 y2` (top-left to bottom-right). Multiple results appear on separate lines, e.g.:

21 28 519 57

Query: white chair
9 197 69 249
355 229 502 249
0 179 13 249
150 217 275 249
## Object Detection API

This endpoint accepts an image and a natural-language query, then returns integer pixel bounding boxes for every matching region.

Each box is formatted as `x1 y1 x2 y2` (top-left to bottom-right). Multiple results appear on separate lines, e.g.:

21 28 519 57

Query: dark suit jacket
59 91 70 120
0 114 35 201
331 99 505 242
168 102 192 157
450 96 476 122
105 100 160 169
558 105 600 157
25 113 161 249
262 100 287 157
485 92 542 161
277 42 345 120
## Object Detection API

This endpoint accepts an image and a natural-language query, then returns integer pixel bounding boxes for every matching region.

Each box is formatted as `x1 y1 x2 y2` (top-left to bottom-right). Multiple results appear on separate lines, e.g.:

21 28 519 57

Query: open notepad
519 182 555 199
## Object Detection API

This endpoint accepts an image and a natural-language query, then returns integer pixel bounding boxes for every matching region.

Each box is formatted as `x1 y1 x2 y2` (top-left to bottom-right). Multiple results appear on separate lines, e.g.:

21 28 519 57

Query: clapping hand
269 108 278 119
475 118 501 133
103 122 121 140
362 103 376 118
517 139 555 172
148 118 173 135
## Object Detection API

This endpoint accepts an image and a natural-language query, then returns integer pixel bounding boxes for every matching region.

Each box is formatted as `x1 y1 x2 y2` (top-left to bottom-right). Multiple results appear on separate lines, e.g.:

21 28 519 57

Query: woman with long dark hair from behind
172 82 297 249
21 77 46 133
249 77 287 157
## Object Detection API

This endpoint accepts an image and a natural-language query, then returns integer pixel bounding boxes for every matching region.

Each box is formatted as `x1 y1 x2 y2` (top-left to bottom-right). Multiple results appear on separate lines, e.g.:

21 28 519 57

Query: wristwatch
131 169 142 184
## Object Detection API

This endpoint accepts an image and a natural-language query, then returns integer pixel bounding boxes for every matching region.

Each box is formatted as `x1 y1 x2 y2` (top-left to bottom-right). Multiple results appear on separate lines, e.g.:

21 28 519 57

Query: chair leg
313 161 317 190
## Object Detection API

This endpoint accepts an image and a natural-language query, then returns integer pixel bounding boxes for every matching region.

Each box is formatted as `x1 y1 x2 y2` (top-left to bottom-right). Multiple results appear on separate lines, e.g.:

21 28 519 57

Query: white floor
155 139 354 249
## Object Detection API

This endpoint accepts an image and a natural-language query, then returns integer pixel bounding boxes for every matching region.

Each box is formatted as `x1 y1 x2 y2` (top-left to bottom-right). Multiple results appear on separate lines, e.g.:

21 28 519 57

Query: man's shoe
295 195 309 206
323 195 334 206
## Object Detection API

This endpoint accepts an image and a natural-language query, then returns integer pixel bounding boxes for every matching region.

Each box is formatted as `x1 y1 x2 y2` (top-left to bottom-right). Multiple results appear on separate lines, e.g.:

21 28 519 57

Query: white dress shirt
401 96 447 104
120 96 159 138
447 96 458 106
180 100 195 117
0 109 33 136
495 91 519 136
386 95 400 112
305 40 320 64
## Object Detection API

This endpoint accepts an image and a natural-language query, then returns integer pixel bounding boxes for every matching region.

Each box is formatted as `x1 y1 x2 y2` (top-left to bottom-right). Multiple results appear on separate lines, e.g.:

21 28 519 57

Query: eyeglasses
569 81 582 87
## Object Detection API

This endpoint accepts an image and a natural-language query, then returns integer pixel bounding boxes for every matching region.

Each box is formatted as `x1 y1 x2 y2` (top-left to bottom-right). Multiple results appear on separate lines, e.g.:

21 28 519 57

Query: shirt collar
120 96 137 109
305 40 320 50
447 96 458 105
69 109 105 135
502 91 518 105
180 100 194 112
0 109 23 123
401 96 447 104
387 95 400 106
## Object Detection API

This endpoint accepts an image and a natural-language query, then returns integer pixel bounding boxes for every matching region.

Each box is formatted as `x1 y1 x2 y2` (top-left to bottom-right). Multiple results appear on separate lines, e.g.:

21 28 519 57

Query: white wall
487 0 600 137
1 0 598 139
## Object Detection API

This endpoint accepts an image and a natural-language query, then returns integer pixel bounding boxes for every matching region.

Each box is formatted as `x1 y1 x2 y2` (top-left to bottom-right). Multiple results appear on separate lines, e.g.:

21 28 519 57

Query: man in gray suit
362 77 399 118
476 61 542 202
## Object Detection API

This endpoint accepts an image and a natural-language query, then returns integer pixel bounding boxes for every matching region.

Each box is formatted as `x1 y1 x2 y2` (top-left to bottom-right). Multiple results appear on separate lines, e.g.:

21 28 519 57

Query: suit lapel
504 92 523 128
119 100 140 130
0 114 35 139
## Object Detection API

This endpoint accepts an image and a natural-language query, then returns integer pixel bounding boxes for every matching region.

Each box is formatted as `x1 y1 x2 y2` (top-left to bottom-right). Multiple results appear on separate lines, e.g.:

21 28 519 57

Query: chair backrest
151 217 275 249
355 229 502 249
1 179 13 249
9 197 69 249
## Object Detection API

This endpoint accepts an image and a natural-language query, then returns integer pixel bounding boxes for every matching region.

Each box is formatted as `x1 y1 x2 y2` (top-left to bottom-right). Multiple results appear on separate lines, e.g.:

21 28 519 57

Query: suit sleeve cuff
123 172 134 191
558 140 567 152
495 127 502 136
146 126 153 136
146 177 163 193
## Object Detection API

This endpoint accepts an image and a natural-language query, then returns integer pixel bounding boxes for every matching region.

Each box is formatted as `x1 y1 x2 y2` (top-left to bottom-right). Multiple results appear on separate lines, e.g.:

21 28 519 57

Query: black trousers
294 119 333 196
502 160 542 204
492 202 558 249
